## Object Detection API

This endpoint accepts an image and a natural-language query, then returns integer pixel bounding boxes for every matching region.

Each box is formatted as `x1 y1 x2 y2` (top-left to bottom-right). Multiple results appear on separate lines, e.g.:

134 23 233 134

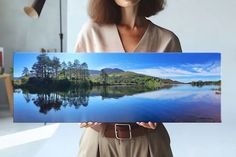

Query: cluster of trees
22 54 90 82
100 69 108 85
92 71 163 88
191 80 221 87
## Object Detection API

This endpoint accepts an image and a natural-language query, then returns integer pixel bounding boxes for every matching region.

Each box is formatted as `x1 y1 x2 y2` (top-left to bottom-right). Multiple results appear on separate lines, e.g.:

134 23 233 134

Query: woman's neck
120 5 145 29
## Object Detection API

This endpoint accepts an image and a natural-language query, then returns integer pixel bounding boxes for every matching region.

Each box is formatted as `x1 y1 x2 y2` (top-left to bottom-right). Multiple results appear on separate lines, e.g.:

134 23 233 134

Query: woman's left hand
136 122 157 130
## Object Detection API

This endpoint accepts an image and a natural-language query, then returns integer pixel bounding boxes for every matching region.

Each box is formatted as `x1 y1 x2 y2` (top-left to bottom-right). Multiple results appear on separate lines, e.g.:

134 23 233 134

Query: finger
154 123 157 127
80 122 88 128
87 122 102 128
89 123 98 128
85 122 95 128
136 122 144 127
88 122 93 126
139 122 150 128
144 122 153 129
137 122 156 129
94 122 101 125
148 122 156 129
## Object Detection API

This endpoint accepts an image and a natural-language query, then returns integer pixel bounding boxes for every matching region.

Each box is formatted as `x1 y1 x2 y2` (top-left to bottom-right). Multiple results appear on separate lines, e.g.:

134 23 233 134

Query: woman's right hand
80 122 102 128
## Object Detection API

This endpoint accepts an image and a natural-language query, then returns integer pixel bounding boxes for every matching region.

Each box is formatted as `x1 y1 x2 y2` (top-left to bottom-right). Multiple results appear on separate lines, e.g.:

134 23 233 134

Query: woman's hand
136 122 157 130
80 122 101 128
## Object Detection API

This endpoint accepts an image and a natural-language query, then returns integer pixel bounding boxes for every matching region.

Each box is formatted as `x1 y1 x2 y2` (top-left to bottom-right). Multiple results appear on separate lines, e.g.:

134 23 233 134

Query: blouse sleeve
74 32 86 52
74 22 92 52
165 34 182 53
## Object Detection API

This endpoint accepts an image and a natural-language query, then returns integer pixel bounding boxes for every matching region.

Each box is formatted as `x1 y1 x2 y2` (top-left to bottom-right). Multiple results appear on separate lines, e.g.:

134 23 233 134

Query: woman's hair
88 0 166 24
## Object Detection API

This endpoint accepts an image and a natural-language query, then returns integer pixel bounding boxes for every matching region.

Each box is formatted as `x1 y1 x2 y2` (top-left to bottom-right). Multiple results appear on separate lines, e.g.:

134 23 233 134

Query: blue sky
14 52 221 83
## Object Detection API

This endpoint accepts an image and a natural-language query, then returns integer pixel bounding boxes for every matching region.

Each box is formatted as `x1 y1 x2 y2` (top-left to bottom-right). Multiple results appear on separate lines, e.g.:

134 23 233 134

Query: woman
75 0 182 156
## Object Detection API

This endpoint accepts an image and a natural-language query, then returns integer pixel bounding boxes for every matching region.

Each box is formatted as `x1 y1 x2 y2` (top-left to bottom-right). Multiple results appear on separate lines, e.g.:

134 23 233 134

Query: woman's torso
76 20 181 157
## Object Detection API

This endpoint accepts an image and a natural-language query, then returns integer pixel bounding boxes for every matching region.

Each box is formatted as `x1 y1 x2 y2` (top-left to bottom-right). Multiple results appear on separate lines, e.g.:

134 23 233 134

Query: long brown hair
88 0 166 24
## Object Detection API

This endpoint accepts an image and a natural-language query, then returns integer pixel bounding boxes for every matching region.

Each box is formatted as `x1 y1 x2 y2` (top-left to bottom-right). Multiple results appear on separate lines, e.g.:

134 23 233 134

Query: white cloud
132 90 212 100
181 61 221 74
131 61 221 78
96 63 121 70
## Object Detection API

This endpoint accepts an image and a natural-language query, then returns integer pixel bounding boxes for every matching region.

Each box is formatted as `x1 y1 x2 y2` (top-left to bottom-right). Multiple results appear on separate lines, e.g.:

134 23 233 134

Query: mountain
14 77 22 81
102 68 124 74
89 68 184 86
161 79 184 84
89 68 124 76
91 71 165 88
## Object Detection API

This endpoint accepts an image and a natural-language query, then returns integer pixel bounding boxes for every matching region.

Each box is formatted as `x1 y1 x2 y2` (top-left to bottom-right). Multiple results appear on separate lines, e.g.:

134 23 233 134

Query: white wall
67 0 236 156
67 0 88 52
0 0 67 105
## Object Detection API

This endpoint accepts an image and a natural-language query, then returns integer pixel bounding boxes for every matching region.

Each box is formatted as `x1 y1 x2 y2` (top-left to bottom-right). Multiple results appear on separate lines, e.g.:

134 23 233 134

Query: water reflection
33 93 62 114
14 84 221 122
20 85 171 115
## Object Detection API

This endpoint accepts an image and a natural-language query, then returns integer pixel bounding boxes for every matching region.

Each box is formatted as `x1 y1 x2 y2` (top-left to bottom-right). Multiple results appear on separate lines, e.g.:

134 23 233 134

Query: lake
14 84 221 123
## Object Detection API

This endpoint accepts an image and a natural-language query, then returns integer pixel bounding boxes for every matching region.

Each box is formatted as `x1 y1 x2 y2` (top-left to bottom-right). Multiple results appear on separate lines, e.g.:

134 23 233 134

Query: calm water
14 84 221 122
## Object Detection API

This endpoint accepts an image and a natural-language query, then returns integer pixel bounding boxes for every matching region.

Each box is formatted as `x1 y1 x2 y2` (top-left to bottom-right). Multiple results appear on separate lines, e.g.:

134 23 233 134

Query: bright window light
0 124 60 150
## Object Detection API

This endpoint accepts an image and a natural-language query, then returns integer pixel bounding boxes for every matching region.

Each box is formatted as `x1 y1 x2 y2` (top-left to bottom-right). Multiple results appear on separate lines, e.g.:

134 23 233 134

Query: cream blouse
75 20 182 52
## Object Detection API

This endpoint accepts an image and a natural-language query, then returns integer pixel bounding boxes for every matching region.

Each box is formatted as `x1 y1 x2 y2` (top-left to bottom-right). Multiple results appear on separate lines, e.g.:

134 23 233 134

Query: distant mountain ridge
89 68 124 75
14 77 22 80
102 68 124 74
89 68 183 84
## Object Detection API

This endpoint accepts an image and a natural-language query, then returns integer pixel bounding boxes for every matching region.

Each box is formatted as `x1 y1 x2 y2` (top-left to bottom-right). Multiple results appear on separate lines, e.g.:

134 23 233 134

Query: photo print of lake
13 52 221 123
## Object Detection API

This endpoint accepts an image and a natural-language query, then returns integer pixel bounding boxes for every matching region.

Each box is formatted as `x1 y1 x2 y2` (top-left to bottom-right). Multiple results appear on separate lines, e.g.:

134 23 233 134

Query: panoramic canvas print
0 51 3 67
0 49 4 74
13 53 221 122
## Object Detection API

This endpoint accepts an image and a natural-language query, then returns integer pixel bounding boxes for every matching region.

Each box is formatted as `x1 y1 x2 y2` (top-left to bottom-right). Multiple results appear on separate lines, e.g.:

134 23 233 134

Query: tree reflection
31 89 90 114
23 92 31 103
33 93 62 114
21 85 173 115
61 88 90 108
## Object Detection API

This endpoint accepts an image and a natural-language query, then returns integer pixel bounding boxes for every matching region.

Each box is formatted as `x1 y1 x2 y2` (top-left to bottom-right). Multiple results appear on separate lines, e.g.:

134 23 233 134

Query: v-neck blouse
75 21 182 53
114 22 151 52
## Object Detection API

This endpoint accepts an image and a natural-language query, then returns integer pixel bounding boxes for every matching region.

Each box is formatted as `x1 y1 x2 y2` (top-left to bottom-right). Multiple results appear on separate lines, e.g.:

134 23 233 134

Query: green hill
90 71 180 88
